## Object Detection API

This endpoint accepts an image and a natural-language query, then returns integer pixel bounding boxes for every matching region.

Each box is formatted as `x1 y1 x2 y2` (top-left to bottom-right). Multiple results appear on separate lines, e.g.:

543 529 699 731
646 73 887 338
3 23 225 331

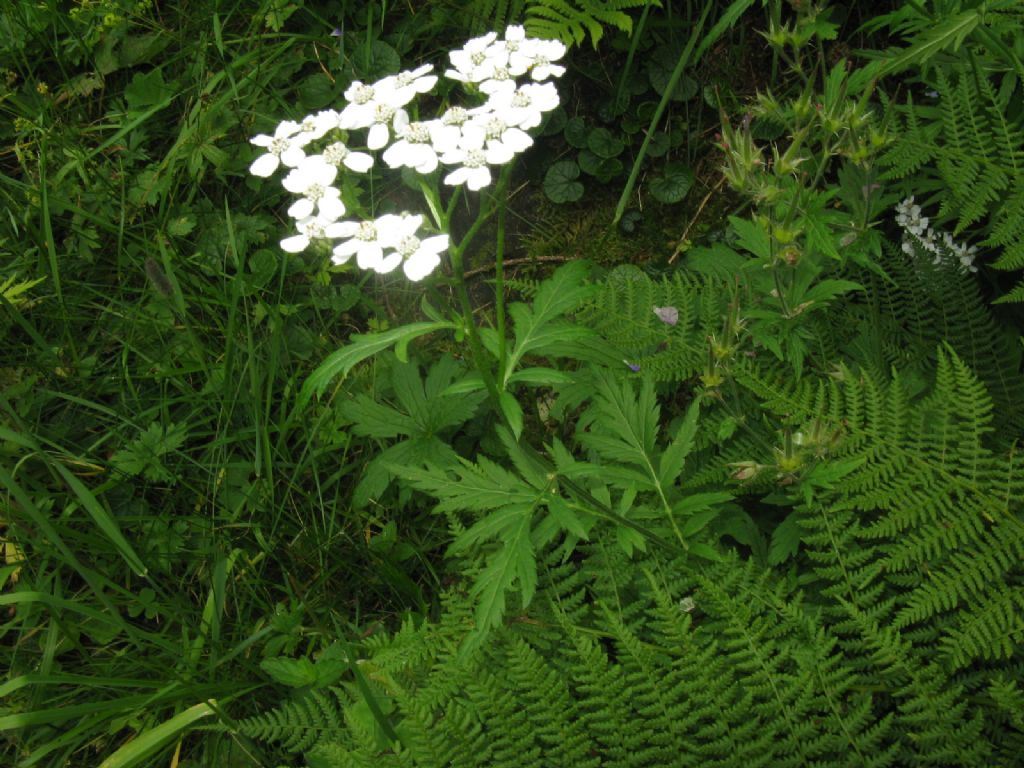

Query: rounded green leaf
618 209 643 234
541 106 567 136
650 163 694 203
647 45 699 102
587 127 625 159
578 150 623 183
543 160 584 203
646 131 670 158
563 117 590 149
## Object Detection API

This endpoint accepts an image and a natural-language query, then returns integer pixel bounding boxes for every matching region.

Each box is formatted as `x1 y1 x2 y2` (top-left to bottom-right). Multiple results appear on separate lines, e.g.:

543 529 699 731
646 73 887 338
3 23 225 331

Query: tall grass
0 1 449 764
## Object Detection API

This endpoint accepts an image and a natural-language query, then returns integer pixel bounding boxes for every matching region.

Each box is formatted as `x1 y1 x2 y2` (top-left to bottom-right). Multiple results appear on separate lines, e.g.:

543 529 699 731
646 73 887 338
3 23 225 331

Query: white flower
429 106 473 155
397 232 449 281
330 213 413 272
375 64 438 107
501 25 566 80
338 81 378 129
896 197 981 274
479 64 517 96
281 214 346 253
383 112 441 173
441 123 514 190
472 112 533 157
281 159 344 221
338 84 408 149
484 82 560 130
249 120 307 177
895 196 928 236
525 45 567 81
316 141 374 174
291 110 340 147
446 31 507 84
949 238 979 273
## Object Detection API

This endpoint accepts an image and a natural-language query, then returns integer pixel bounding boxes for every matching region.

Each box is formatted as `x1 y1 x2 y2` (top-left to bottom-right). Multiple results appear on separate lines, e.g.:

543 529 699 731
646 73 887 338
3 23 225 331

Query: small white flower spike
895 197 980 274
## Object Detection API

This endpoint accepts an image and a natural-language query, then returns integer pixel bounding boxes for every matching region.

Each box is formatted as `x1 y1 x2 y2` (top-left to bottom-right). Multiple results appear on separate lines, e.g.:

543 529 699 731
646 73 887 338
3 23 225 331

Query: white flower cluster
895 196 978 274
248 26 566 281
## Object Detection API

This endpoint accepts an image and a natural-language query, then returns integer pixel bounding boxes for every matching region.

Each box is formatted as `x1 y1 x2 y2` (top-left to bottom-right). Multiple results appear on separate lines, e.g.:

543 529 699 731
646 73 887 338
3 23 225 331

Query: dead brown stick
668 175 728 264
463 254 577 280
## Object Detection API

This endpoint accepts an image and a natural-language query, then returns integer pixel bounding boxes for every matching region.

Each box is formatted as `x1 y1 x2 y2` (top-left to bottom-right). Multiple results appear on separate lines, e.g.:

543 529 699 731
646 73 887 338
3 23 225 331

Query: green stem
613 0 713 224
447 193 501 410
494 167 511 388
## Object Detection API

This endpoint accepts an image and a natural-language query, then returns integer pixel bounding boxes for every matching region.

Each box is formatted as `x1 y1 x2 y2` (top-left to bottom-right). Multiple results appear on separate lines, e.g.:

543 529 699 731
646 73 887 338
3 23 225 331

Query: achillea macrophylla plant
251 27 572 433
249 26 565 282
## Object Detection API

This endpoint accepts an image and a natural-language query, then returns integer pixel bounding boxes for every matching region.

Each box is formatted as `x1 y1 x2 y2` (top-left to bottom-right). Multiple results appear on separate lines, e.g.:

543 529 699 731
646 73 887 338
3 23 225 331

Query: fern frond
236 688 349 753
525 0 651 47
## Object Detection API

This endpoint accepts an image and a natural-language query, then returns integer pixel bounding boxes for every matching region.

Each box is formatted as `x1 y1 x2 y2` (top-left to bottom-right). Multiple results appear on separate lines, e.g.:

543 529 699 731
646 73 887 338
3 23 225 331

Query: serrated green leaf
124 68 171 112
679 508 720 538
768 511 803 565
802 279 862 305
472 511 533 629
500 391 524 440
657 400 700 487
687 541 724 562
504 262 593 383
442 374 486 396
729 215 772 259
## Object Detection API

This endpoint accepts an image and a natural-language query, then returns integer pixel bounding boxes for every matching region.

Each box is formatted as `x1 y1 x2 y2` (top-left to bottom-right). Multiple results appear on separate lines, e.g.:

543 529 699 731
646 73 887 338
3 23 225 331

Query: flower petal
249 153 280 177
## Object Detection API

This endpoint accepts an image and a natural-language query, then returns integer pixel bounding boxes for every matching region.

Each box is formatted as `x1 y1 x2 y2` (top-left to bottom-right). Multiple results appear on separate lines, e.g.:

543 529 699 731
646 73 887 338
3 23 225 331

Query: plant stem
494 166 511 387
447 201 501 410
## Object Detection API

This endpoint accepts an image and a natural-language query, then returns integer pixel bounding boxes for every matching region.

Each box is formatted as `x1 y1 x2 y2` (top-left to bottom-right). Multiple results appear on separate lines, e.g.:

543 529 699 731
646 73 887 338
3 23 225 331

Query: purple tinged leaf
624 360 641 372
653 306 679 325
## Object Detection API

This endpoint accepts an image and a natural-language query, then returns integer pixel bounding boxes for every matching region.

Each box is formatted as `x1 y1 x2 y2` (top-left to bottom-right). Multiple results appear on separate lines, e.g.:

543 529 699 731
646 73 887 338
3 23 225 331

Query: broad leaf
298 321 455 409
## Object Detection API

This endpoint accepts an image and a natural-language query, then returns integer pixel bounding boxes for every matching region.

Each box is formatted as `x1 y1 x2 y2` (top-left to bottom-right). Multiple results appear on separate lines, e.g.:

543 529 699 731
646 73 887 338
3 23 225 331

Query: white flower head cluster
248 26 566 281
895 196 978 274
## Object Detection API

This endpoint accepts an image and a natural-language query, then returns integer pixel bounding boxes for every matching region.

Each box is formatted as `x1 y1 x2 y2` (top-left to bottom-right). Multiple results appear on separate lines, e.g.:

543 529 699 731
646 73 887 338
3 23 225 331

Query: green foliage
109 421 189 482
525 0 653 48
236 532 1022 764
6 1 1024 767
881 66 1024 300
393 365 729 633
339 355 487 507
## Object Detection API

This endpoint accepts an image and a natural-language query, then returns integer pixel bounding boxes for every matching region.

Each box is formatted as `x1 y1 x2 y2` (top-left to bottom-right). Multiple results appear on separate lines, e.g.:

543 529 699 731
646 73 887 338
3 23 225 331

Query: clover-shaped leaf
563 117 590 149
646 131 671 158
578 150 623 183
650 163 694 203
544 160 584 203
647 45 699 102
587 127 625 159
